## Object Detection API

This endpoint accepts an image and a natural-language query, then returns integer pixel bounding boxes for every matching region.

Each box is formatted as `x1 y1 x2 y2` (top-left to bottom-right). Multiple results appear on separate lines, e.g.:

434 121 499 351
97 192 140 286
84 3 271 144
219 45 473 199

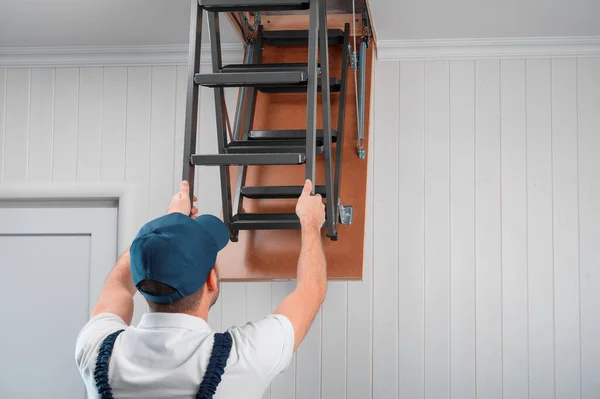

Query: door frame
0 183 141 253
0 182 149 320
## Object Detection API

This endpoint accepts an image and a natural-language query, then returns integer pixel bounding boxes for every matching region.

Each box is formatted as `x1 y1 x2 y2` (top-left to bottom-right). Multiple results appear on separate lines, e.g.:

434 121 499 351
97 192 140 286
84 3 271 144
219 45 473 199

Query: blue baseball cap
130 213 230 304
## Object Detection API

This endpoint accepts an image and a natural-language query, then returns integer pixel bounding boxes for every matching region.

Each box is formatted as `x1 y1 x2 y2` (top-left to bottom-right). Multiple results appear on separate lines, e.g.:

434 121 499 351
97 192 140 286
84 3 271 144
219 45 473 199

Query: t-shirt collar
137 312 211 331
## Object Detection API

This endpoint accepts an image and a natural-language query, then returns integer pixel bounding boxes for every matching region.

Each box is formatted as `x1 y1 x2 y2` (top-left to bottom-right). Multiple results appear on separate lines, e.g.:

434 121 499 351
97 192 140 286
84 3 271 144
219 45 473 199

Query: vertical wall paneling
346 74 374 398
246 282 273 399
220 282 247 330
52 68 78 182
526 59 555 399
77 67 103 182
245 282 273 321
4 68 30 182
449 60 476 399
270 282 296 399
372 61 400 399
101 67 127 182
577 57 600 399
2 57 599 399
500 59 529 399
322 282 348 399
148 67 177 218
296 308 322 399
475 59 503 399
245 280 273 399
398 60 426 399
424 60 450 399
28 68 54 182
125 66 152 224
0 69 5 181
551 58 581 399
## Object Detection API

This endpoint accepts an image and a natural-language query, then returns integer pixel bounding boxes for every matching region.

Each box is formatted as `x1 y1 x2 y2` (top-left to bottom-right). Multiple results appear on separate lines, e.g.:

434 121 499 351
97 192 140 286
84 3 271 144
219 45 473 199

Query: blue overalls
93 330 233 399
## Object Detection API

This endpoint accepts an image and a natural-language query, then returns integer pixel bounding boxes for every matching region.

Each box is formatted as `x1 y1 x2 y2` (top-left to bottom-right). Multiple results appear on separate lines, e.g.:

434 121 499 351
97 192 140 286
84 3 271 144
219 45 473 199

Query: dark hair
138 280 204 313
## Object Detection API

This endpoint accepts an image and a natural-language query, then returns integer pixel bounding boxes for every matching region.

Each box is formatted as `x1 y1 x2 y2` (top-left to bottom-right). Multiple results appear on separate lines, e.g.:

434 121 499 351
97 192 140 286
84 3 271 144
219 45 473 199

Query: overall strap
196 332 233 399
94 329 125 399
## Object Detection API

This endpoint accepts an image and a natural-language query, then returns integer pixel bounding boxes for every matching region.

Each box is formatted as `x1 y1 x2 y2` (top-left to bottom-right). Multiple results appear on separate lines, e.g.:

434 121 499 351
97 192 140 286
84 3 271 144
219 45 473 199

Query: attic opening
184 0 376 280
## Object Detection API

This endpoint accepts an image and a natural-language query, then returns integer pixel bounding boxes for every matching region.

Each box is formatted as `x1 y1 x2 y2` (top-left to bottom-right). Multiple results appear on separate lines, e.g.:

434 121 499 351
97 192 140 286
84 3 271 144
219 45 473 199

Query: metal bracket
338 200 354 225
356 38 367 160
240 11 261 43
349 46 358 70
361 9 371 46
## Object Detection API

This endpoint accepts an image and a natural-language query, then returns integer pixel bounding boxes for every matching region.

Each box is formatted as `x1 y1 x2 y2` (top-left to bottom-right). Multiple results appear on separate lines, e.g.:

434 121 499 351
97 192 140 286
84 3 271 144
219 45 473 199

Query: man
75 179 327 398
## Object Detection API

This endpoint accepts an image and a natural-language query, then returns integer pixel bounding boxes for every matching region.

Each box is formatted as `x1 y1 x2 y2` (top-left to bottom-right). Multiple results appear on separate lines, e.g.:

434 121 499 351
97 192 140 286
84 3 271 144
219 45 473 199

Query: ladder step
263 29 346 46
221 63 320 74
257 78 341 93
227 140 324 155
248 129 338 143
231 213 302 230
191 153 305 166
241 185 327 199
231 213 328 230
195 71 307 88
199 0 309 12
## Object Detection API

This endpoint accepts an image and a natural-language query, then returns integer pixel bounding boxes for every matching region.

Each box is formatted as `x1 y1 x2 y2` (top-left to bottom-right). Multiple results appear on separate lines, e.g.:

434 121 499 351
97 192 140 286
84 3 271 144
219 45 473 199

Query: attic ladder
182 0 349 242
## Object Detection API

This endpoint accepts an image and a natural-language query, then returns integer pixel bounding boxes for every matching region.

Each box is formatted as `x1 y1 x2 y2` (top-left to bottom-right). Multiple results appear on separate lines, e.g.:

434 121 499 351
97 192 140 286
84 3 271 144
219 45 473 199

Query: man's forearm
110 249 137 296
296 225 327 299
91 249 137 323
273 224 327 350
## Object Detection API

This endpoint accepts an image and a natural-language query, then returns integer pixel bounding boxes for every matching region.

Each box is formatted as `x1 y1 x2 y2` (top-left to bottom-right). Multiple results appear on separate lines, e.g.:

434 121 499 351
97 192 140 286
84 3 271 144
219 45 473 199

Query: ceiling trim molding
0 44 244 68
376 36 600 61
3 36 598 67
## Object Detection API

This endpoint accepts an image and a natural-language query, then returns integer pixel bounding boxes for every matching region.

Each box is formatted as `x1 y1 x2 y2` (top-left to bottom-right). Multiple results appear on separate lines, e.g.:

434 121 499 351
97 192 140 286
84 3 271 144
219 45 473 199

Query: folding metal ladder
182 0 350 242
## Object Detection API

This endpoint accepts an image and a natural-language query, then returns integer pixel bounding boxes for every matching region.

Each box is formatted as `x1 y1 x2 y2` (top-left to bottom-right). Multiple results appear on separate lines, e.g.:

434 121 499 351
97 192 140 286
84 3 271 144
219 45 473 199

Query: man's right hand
168 181 199 219
295 179 326 231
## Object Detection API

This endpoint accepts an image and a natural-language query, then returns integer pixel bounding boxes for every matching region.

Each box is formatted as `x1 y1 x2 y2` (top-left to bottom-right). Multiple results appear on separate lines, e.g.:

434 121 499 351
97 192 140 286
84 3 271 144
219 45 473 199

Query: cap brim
195 214 230 250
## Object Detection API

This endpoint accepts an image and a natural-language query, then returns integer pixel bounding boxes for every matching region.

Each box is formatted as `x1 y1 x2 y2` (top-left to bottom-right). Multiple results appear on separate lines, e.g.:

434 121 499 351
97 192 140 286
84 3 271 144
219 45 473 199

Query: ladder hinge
338 201 354 225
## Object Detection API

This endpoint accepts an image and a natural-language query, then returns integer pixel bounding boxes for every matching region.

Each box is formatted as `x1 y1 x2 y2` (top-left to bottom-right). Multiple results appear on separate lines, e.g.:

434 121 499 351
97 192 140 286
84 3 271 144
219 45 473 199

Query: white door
0 201 118 398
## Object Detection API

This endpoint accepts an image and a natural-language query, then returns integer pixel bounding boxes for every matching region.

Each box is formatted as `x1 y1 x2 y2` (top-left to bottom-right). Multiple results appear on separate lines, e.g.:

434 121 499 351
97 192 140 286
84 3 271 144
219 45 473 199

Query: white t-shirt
75 312 295 399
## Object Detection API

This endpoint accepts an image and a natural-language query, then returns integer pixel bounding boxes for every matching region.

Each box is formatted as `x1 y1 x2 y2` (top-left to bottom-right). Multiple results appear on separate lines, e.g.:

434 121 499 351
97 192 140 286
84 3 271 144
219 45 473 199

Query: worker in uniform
75 179 327 398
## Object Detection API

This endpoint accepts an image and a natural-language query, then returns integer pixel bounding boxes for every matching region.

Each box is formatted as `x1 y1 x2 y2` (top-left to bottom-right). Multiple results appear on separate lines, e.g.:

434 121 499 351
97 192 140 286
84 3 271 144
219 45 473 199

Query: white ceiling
0 0 599 48
369 0 600 40
0 0 239 47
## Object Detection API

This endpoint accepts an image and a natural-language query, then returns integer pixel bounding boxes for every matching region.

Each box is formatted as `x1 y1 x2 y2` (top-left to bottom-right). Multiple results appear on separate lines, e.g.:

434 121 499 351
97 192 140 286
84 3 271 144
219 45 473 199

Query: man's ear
206 269 219 292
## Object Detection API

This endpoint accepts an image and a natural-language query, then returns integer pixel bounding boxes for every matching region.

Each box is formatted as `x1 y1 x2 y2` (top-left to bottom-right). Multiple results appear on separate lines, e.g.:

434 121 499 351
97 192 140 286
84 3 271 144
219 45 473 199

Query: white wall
372 57 600 399
0 57 599 399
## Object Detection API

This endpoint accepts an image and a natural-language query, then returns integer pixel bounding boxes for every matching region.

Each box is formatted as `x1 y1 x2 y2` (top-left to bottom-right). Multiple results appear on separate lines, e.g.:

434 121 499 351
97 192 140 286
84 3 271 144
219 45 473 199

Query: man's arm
274 180 327 351
89 181 199 324
91 249 137 324
75 251 136 374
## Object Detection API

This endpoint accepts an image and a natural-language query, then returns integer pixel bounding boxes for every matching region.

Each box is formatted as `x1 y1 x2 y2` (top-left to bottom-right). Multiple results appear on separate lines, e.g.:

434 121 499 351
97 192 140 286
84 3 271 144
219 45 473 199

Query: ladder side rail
182 0 204 205
318 0 337 238
305 0 319 190
232 27 265 238
208 11 235 238
333 23 351 223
